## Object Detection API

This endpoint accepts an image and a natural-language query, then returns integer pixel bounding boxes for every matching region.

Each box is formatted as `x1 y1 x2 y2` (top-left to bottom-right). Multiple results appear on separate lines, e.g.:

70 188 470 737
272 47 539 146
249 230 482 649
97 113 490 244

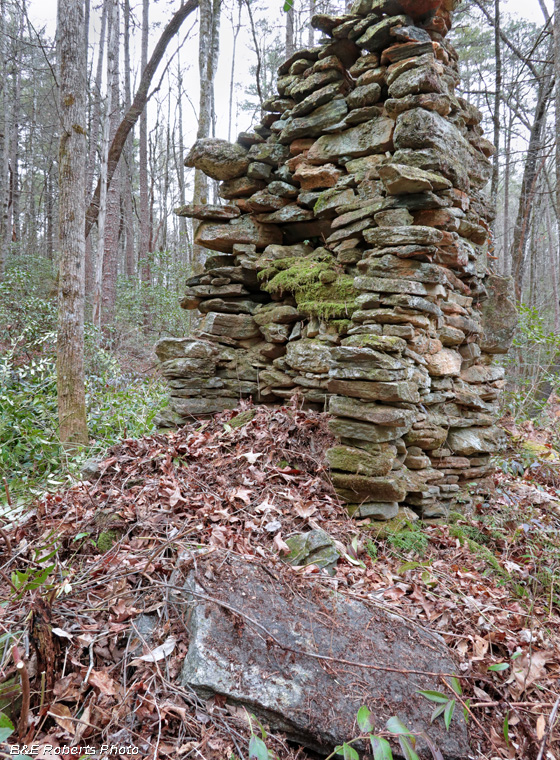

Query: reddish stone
293 162 343 191
286 152 309 172
394 0 442 19
235 199 252 213
289 138 315 156
413 209 459 230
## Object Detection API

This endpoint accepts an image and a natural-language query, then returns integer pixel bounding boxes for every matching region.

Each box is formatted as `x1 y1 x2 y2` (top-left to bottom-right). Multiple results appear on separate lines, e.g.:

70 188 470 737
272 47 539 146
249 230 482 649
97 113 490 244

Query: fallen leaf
536 714 546 741
73 705 91 745
294 502 317 519
511 650 551 699
231 487 252 505
169 486 185 507
88 669 118 696
135 636 176 663
273 533 290 555
52 627 73 640
240 452 263 464
49 704 75 736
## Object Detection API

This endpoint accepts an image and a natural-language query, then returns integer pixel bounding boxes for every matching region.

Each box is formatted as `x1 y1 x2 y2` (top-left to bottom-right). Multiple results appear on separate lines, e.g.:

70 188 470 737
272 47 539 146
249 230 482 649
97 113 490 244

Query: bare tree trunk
545 204 560 330
123 0 135 278
0 0 11 275
175 46 188 262
56 0 88 446
227 0 242 142
84 0 199 239
85 0 107 296
308 0 315 47
192 0 220 268
101 0 121 326
139 0 150 287
286 4 295 58
555 0 560 324
46 168 54 260
92 0 117 327
490 0 501 237
510 73 553 300
502 106 513 276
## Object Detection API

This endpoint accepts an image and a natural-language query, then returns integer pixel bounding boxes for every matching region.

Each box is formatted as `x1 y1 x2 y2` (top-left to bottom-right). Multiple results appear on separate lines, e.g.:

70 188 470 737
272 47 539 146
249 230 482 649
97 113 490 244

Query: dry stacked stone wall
155 0 515 521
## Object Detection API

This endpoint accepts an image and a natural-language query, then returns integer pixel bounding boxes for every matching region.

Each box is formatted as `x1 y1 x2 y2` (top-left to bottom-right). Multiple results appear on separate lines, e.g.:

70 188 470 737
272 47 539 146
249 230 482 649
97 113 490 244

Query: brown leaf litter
0 402 559 759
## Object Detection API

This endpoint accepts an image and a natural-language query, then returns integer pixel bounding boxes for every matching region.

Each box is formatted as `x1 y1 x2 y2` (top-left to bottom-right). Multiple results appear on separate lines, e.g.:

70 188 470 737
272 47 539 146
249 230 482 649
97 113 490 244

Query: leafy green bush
502 303 560 419
114 250 194 342
0 255 171 510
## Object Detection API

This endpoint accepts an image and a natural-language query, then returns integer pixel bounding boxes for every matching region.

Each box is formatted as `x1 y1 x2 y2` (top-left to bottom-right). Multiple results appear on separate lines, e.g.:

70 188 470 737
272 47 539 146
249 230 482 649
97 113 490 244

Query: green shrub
503 303 560 419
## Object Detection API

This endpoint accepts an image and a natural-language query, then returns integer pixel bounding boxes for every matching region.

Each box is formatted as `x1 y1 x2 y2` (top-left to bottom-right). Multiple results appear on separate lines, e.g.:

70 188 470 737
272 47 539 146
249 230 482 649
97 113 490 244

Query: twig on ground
12 645 30 740
536 694 560 760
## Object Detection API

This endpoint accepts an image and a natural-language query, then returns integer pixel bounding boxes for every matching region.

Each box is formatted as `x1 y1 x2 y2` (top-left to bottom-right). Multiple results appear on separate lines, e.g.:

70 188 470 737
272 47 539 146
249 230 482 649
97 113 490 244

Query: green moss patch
258 250 359 320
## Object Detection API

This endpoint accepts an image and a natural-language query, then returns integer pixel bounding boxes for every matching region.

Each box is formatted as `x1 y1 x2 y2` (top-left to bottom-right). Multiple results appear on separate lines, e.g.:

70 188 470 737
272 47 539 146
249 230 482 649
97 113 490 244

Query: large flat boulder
307 117 394 163
194 217 283 253
177 555 470 758
185 138 249 180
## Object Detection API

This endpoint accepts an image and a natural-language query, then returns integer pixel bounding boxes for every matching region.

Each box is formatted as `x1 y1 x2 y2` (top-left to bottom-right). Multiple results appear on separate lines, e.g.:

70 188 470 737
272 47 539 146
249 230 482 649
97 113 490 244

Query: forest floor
1 402 560 760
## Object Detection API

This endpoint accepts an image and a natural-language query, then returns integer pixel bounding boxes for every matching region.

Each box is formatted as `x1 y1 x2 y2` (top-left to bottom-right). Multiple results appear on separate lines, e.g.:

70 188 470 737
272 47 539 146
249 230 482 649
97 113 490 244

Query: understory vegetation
0 255 192 514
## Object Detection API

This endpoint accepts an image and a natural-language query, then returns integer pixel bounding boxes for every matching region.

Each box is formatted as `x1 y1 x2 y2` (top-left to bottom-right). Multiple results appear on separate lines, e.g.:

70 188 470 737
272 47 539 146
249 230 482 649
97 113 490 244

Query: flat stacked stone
156 0 516 522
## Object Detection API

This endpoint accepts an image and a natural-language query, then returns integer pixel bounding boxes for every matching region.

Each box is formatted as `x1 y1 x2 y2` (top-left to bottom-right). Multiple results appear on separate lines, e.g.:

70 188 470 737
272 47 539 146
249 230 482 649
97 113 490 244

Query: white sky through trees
26 0 549 193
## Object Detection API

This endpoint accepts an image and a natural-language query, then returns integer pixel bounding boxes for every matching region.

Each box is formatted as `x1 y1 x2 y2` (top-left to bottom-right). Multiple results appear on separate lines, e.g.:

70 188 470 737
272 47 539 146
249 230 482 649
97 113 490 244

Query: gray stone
280 99 348 142
195 217 283 253
341 333 407 352
247 162 273 181
363 225 443 247
154 337 219 364
185 138 249 180
354 275 428 296
284 529 340 570
447 426 503 456
290 82 348 118
247 142 290 165
480 274 517 355
286 339 332 373
288 69 344 102
329 395 413 427
378 163 451 195
259 323 291 343
329 416 411 444
307 117 394 163
199 299 259 315
394 108 492 190
348 501 399 519
171 397 239 417
346 82 381 109
199 313 261 340
330 470 408 500
178 555 469 757
327 378 420 403
387 64 444 99
174 203 241 220
254 305 302 325
356 15 410 52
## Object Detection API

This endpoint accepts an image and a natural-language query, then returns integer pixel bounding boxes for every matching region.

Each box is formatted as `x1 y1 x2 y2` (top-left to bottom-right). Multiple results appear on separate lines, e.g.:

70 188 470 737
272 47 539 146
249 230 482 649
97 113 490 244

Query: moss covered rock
259 249 360 320
326 445 395 476
331 472 407 502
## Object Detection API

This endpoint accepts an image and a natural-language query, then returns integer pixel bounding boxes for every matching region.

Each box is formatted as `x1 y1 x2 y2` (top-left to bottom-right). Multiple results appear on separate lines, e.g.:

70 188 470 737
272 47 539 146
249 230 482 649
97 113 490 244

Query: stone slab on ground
177 555 470 759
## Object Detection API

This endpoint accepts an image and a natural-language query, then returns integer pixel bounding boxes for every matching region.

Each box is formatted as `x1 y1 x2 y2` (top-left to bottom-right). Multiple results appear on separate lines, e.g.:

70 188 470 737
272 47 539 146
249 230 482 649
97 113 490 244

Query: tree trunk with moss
56 0 88 447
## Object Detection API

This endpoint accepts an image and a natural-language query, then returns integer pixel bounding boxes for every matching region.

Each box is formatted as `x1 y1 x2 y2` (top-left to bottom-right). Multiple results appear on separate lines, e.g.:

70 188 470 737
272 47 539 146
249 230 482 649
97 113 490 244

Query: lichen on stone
258 250 360 320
